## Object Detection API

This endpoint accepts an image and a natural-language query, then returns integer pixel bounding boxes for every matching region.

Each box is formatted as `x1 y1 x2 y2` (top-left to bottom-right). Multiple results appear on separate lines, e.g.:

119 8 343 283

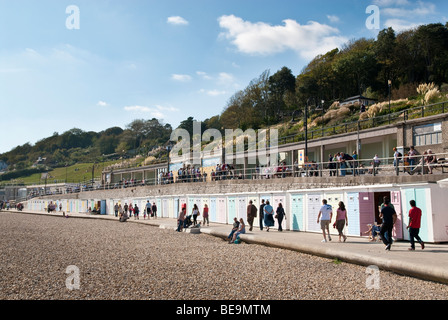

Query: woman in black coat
275 203 286 232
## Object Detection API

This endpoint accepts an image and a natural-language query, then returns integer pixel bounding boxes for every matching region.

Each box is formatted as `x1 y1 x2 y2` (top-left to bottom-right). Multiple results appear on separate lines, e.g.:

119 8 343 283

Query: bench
434 158 448 173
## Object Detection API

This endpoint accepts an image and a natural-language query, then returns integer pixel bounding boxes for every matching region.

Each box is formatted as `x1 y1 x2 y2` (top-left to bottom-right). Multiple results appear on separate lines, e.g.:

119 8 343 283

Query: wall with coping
36 174 444 202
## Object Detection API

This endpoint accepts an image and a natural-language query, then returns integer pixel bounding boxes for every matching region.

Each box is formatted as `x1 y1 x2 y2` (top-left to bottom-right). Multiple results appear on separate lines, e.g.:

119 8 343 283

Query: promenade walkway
8 209 448 285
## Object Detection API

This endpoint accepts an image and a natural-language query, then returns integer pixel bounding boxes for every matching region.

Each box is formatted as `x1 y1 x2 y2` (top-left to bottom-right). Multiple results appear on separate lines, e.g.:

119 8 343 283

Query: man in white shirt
317 199 333 242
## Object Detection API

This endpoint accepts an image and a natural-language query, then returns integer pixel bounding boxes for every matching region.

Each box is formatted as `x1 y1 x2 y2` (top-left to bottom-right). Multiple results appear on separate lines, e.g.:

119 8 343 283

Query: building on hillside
340 95 377 107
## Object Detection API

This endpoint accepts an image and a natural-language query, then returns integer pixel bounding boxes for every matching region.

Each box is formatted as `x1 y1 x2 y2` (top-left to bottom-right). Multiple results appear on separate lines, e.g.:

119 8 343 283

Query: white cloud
97 101 109 107
171 74 192 82
196 71 212 80
199 89 227 96
373 0 411 6
381 2 436 17
167 16 189 26
155 105 180 112
218 15 348 59
327 15 340 23
124 105 151 112
124 105 165 119
383 18 423 31
375 0 437 31
123 104 179 119
217 72 234 85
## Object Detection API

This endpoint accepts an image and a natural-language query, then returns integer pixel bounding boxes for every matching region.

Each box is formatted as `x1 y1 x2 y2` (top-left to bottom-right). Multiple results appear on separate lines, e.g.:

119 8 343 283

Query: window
413 123 442 146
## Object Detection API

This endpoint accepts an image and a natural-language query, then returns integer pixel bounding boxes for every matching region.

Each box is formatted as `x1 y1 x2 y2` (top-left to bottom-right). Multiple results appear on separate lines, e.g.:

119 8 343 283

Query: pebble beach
1 211 448 300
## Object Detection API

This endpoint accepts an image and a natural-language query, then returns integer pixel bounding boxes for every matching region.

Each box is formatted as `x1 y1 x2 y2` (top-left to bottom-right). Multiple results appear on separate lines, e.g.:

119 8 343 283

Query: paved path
7 209 448 285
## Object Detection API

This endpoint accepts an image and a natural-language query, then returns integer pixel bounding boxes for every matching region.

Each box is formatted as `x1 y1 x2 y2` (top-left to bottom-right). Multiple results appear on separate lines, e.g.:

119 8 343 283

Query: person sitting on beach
119 209 129 222
227 217 240 241
364 223 382 241
230 218 246 243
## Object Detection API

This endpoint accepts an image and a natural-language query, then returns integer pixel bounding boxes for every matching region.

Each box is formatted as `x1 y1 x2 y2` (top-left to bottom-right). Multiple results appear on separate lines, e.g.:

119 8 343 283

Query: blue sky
1 0 447 153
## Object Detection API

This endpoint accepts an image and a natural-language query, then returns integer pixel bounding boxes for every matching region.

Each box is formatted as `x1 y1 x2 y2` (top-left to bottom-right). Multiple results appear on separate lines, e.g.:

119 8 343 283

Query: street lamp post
315 99 325 137
388 80 392 114
166 143 173 174
91 162 96 188
304 97 316 160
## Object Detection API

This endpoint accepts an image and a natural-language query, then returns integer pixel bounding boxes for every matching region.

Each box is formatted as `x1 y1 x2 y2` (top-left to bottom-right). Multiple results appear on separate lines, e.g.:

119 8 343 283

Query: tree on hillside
268 67 296 117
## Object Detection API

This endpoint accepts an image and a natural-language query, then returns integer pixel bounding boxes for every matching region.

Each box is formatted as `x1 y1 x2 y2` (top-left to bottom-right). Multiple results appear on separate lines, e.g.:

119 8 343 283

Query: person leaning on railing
425 150 437 174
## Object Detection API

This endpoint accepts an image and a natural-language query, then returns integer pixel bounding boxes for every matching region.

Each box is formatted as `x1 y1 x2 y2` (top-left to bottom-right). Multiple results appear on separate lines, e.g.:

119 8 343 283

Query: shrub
424 88 440 105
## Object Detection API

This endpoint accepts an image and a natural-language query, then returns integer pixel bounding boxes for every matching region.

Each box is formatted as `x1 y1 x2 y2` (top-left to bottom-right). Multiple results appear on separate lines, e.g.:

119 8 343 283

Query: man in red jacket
406 200 425 250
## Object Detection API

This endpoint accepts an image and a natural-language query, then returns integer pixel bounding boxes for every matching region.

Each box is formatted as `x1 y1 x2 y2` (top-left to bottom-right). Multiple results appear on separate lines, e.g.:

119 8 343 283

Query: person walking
123 203 129 218
406 200 425 250
177 204 186 232
275 203 286 232
192 204 200 226
118 204 123 219
317 199 333 242
152 202 157 219
129 203 134 218
263 200 275 232
134 204 139 220
246 200 257 231
379 197 397 251
259 199 265 231
335 201 348 242
114 203 119 217
202 204 209 227
407 146 417 171
393 147 402 174
145 200 152 220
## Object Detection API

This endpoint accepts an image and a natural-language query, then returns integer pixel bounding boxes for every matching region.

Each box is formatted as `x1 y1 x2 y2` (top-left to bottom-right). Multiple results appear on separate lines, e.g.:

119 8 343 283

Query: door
156 199 162 217
248 196 260 228
359 192 375 236
227 197 237 224
390 191 403 240
404 188 430 242
273 195 286 230
325 193 343 236
306 194 322 232
346 193 360 236
202 197 209 218
100 200 106 215
209 197 217 223
217 197 227 224
290 194 304 231
237 196 247 221
188 198 194 214
162 199 169 218
174 198 180 219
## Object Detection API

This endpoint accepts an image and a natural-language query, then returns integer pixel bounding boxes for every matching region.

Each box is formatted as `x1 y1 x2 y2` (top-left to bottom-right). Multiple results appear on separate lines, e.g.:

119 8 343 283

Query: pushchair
183 215 193 229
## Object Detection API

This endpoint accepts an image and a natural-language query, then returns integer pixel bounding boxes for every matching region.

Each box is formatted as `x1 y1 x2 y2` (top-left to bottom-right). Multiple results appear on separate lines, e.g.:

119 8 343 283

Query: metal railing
277 100 448 146
25 152 448 201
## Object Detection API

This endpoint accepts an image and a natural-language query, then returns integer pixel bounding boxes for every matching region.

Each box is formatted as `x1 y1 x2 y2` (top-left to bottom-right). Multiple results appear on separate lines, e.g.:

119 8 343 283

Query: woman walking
335 201 348 242
192 204 200 226
202 204 209 226
263 200 275 232
275 203 286 232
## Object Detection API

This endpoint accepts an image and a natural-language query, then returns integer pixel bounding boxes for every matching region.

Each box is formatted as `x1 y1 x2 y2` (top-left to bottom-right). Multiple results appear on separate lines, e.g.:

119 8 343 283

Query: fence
23 151 448 201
